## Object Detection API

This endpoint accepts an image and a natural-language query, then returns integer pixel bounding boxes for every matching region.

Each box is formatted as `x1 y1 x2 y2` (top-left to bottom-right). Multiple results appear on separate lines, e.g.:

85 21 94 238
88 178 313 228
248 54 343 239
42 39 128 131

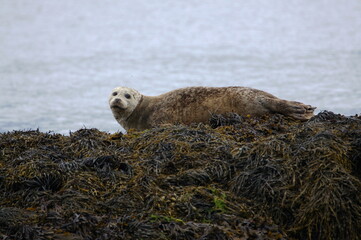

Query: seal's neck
125 95 143 122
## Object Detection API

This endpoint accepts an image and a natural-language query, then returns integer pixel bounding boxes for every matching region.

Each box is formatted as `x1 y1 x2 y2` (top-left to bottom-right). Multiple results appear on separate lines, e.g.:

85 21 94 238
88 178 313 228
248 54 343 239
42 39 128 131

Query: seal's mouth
110 105 125 111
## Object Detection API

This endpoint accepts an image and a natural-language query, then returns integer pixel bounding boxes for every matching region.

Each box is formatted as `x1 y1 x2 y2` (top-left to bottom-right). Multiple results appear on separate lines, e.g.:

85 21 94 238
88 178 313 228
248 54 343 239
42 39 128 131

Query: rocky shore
0 111 360 239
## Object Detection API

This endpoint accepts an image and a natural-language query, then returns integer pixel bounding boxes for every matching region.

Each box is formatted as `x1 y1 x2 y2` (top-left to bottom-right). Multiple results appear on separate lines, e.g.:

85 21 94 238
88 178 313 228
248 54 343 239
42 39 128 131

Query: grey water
1 0 361 134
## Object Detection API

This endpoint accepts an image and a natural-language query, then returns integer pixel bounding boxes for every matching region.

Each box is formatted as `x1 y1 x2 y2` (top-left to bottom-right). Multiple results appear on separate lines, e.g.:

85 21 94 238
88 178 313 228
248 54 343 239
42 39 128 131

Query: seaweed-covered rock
0 111 360 239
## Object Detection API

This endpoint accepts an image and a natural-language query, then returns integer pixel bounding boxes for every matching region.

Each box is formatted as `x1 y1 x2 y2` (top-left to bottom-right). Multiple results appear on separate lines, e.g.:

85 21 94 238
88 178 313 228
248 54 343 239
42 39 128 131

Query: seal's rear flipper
263 98 316 121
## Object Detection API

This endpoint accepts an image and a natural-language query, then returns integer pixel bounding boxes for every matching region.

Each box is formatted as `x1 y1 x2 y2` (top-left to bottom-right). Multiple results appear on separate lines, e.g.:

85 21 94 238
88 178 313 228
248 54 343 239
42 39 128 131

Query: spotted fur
109 86 316 131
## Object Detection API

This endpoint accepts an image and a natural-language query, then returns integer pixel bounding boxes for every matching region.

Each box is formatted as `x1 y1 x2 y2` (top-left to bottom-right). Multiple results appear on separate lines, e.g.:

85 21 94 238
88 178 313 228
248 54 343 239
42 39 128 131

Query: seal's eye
124 93 131 99
112 92 117 96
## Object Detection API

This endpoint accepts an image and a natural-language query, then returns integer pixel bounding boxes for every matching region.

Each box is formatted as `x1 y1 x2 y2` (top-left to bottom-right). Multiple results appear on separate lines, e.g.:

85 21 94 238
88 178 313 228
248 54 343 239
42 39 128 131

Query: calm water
1 0 361 134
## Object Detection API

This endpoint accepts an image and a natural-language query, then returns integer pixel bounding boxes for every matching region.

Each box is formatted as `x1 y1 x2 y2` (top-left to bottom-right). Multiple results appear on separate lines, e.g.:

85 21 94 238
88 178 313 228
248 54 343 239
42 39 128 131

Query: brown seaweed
0 111 360 239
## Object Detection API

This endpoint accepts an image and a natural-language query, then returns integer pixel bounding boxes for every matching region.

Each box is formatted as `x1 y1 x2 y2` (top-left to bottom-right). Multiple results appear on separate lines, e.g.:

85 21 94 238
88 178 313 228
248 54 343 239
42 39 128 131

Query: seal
109 86 316 131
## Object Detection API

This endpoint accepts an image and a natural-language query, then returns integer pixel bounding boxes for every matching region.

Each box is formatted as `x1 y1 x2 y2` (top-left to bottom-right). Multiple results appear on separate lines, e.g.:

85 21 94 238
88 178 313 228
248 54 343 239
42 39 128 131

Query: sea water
1 0 361 134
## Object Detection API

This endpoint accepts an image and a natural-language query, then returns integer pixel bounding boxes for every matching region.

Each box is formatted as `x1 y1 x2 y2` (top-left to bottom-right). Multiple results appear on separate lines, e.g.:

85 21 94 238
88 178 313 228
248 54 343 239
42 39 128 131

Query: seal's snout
109 96 127 110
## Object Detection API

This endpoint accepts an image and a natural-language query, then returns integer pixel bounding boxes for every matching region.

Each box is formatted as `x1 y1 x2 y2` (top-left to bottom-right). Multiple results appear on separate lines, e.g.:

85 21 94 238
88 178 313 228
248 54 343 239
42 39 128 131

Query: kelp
0 111 360 239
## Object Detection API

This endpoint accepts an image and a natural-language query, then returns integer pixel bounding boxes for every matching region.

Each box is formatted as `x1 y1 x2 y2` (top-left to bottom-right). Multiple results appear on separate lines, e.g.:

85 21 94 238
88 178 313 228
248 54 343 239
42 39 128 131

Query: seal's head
109 87 142 124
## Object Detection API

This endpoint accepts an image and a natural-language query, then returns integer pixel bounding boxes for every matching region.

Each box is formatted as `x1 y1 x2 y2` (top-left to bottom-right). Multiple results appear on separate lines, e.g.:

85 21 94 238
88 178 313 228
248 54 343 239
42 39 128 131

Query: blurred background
1 0 360 134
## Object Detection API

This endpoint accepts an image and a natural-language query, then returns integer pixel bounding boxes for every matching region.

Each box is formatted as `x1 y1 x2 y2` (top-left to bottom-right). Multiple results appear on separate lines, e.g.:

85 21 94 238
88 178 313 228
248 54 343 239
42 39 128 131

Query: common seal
109 86 316 131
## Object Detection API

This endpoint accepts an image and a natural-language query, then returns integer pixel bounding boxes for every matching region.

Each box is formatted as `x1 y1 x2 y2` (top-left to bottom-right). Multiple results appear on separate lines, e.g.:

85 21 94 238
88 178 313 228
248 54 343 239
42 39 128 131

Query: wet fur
109 86 316 131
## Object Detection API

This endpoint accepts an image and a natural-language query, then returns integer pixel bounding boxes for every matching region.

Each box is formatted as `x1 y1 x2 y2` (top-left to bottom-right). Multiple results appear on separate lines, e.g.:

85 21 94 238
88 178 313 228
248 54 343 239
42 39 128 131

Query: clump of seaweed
0 111 360 239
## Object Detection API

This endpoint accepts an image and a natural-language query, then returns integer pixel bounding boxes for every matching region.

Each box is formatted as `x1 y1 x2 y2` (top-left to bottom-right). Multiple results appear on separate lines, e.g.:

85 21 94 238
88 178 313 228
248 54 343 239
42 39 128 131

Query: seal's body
109 86 315 131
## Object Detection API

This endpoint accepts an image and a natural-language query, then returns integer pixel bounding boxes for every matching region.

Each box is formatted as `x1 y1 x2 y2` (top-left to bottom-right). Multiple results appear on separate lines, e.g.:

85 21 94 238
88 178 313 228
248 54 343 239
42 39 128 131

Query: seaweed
0 111 360 239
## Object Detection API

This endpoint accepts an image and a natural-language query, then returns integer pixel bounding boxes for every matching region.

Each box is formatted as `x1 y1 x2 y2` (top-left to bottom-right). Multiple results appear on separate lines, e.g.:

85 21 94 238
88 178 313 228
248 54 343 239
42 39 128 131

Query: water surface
1 0 360 133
